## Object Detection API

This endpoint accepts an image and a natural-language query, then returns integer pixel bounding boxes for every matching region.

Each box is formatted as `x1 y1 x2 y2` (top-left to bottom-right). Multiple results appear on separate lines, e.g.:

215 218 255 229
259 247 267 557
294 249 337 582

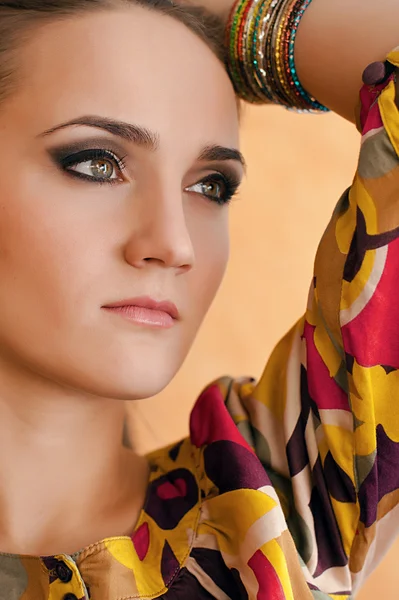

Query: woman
0 0 397 599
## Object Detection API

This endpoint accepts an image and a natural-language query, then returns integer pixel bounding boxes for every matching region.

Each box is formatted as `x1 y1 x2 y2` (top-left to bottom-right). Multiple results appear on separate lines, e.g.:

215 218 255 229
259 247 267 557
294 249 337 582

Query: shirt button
55 561 73 583
63 595 78 600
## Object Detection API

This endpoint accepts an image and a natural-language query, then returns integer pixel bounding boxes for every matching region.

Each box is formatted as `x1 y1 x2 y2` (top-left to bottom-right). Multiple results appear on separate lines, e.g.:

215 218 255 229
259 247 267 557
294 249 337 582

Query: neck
0 357 147 556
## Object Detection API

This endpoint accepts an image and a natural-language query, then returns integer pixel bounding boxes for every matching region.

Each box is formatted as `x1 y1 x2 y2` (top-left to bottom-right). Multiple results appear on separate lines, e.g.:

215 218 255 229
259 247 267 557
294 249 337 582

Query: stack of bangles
225 0 330 112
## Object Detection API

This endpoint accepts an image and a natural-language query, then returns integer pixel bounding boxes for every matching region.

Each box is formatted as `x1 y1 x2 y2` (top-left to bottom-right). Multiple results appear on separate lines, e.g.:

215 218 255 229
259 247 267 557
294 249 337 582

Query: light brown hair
0 0 227 104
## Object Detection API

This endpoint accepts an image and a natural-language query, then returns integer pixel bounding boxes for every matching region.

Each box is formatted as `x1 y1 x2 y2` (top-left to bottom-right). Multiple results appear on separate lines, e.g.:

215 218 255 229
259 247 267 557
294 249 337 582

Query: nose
123 189 195 272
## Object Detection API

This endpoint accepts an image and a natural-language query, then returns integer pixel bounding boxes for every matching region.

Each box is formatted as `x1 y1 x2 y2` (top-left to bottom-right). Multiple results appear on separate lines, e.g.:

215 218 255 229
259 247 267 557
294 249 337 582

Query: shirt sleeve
222 48 399 597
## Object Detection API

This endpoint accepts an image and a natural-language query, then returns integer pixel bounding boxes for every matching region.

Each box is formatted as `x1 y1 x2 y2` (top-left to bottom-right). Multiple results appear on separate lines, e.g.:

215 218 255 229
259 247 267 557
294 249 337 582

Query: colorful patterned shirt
3 50 399 600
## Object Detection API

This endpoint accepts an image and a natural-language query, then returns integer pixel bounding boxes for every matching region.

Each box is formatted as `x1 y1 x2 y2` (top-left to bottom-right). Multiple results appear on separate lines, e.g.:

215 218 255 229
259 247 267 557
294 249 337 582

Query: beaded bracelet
225 0 330 112
225 0 262 103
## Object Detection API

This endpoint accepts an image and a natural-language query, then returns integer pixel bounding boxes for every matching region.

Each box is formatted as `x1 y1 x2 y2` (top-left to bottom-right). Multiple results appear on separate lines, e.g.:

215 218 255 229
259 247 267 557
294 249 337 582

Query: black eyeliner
199 172 242 205
48 145 127 185
47 139 242 201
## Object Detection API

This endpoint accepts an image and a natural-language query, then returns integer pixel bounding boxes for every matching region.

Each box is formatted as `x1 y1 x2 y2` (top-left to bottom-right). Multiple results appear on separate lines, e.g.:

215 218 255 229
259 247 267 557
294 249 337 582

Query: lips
103 296 179 319
102 296 179 329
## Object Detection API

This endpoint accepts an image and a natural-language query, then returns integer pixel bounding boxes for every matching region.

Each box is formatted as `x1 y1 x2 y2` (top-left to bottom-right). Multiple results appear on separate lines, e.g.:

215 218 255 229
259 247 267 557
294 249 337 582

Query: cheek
188 210 230 317
0 177 93 324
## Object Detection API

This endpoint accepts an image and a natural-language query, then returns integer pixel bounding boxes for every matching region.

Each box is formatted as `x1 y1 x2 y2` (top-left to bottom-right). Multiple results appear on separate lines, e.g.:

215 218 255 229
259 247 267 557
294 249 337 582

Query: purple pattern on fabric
191 548 248 599
161 568 216 599
230 568 249 599
344 207 399 283
286 366 312 477
145 468 198 530
359 424 399 527
358 460 378 528
324 452 356 504
40 557 61 584
168 440 184 462
161 540 180 587
310 458 348 577
203 440 270 493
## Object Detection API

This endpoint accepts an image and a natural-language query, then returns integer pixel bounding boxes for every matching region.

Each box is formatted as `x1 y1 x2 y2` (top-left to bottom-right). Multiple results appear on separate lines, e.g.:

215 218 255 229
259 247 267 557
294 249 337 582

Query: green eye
190 179 226 200
186 173 240 206
57 148 127 185
75 157 118 179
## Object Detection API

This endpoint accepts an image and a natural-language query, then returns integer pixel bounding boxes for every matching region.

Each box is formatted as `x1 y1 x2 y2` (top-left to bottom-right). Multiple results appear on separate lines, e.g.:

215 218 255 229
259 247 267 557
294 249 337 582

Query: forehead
7 6 239 152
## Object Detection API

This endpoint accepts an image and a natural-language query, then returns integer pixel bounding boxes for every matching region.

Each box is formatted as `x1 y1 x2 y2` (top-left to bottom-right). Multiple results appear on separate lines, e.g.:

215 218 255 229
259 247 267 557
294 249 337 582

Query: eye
56 148 127 185
186 173 241 206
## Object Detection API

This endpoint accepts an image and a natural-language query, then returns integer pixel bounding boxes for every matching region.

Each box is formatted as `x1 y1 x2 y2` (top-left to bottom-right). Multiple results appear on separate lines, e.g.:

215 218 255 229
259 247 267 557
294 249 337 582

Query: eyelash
57 148 241 205
191 173 241 206
58 148 127 185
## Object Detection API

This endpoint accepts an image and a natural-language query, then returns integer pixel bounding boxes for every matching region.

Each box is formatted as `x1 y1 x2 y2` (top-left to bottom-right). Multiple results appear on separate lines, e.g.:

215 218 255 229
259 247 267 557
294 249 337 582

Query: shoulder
138 378 299 597
146 375 273 505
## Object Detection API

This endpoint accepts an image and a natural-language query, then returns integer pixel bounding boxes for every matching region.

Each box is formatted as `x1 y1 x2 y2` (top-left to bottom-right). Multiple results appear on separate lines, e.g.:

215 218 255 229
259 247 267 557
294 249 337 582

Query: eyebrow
198 145 246 170
38 115 246 170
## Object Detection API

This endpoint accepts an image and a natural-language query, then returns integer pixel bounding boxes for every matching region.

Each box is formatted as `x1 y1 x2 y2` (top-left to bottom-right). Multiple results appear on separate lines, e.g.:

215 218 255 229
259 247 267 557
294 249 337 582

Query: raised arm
295 0 399 121
182 0 399 121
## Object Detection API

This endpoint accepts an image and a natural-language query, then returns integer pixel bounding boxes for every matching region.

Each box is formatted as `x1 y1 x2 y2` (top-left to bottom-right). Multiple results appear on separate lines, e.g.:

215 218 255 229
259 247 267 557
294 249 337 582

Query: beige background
128 104 398 597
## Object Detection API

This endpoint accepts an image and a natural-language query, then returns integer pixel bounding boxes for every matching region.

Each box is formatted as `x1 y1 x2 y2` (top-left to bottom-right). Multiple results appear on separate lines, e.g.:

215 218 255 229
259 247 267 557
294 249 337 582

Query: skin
183 0 399 122
0 5 242 555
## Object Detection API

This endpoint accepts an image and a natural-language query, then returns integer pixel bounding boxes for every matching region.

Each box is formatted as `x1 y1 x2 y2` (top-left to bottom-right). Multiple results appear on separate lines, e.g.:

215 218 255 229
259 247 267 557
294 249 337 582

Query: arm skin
182 0 399 122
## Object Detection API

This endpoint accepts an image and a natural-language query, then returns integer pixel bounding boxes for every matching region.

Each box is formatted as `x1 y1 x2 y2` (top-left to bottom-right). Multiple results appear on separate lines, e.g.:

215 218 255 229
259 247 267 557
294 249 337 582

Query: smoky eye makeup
47 137 130 185
186 170 242 206
47 136 128 161
45 135 243 204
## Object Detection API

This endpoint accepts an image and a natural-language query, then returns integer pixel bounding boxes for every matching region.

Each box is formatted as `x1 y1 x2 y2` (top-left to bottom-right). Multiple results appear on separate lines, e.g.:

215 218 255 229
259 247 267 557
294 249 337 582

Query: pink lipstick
102 296 179 329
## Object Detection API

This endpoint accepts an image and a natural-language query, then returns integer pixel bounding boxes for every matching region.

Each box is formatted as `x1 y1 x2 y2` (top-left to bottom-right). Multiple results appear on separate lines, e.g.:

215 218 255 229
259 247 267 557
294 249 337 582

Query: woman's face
0 5 242 400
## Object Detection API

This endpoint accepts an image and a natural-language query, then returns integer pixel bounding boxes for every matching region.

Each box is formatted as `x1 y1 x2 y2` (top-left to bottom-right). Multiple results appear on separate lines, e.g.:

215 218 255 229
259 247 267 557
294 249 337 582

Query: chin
57 355 183 401
9 328 192 401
